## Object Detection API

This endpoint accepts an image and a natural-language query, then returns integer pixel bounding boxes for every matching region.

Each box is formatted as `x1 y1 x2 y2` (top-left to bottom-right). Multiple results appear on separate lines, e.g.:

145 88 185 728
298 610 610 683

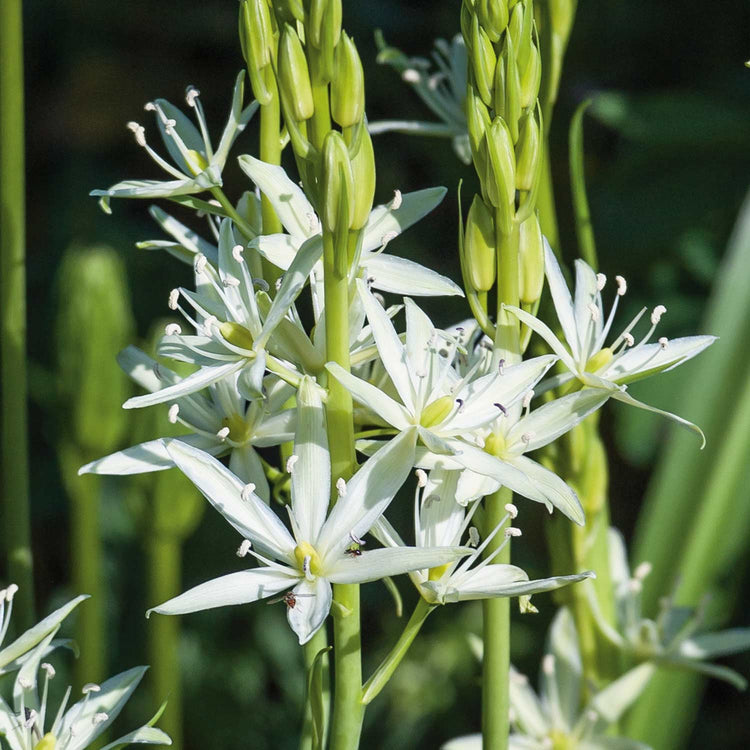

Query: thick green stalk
259 80 283 286
300 628 331 750
537 149 560 254
308 49 333 153
481 488 512 750
147 534 183 749
493 220 521 360
361 597 436 705
1 0 34 629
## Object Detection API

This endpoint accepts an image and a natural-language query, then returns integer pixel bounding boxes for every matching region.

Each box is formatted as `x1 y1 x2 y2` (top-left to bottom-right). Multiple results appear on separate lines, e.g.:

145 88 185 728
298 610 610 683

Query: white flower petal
573 258 603 359
418 470 465 547
165 439 296 560
544 239 581 360
588 663 656 725
149 205 218 263
238 156 317 239
317 428 417 559
509 665 549 739
99 726 172 749
441 735 482 750
147 569 295 616
404 297 435 382
287 577 332 645
357 279 416 412
543 608 583 731
214 71 258 167
361 253 463 296
252 409 297 446
326 545 468 584
326 363 412 430
251 233 301 271
229 445 270 502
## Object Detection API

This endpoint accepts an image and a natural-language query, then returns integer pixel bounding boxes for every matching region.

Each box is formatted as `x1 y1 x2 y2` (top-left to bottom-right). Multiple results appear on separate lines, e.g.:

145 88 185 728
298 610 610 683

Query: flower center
221 413 252 444
34 734 57 750
584 346 613 373
484 432 507 457
185 149 208 176
294 542 322 577
220 321 255 351
428 563 450 581
419 395 454 428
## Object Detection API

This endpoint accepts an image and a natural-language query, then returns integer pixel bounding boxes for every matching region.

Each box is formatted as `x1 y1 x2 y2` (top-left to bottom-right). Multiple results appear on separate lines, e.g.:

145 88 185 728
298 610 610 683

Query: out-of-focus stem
299 628 331 750
1 0 34 630
259 77 283 286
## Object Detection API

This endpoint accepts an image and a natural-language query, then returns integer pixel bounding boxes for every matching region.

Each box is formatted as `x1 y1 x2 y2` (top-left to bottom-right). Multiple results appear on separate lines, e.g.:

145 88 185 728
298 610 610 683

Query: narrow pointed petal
124 360 245 409
326 545 469 584
544 239 581 360
251 233 300 271
573 258 602 359
287 577 332 645
99 726 172 749
504 305 580 374
317 428 417 559
543 607 583 730
403 297 436 380
252 409 296 446
165 439 296 560
362 253 463 296
418 470 464 548
326 363 412 430
149 205 218 263
456 568 594 601
238 156 318 239
147 569 295 617
117 345 177 392
657 657 747 690
79 435 222 476
362 187 447 252
677 628 750 660
509 665 549 739
443 440 535 496
357 279 415 412
214 71 258 167
506 389 611 453
600 335 717 385
608 388 706 448
589 663 656 725
229 444 270 502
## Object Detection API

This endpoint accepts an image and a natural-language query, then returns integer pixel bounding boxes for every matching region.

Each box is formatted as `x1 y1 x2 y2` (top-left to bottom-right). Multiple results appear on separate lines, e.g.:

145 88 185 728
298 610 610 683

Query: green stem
361 597 436 705
147 533 183 749
259 80 283 286
308 50 332 153
482 487 512 750
537 147 560 255
1 0 34 630
493 219 521 362
209 187 258 241
299 625 331 750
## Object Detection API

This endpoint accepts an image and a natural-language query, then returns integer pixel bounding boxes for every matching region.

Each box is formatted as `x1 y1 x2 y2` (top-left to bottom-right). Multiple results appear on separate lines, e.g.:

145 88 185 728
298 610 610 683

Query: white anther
522 390 534 410
634 561 653 580
168 404 180 424
240 483 256 502
497 358 505 375
185 87 200 107
415 369 427 379
41 663 56 679
349 530 366 546
164 118 177 134
286 454 299 473
126 121 147 147
253 278 270 291
307 212 320 233
381 230 399 247
374 292 386 307
336 477 347 497
237 540 252 558
468 527 480 547
504 503 518 519
168 288 180 310
144 102 156 111
82 683 101 694
505 527 522 538
275 277 283 291
5 584 18 601
628 578 643 594
427 73 442 91
19 677 33 690
402 68 421 83
521 432 536 445
222 275 240 288
616 275 627 295
596 273 607 291
475 435 486 449
303 555 314 581
623 332 635 347
588 302 601 322
542 654 555 676
232 245 245 263
93 712 109 725
651 304 667 325
415 469 428 488
194 253 208 275
390 189 403 210
165 322 181 336
202 315 218 334
658 336 669 350
23 708 37 728
216 426 230 440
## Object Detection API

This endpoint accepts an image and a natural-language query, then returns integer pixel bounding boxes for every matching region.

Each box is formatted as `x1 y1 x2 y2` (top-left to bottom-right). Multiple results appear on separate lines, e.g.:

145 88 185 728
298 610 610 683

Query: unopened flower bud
515 111 540 192
476 0 510 42
321 130 355 233
518 213 544 304
496 43 521 142
349 127 376 230
470 15 496 107
331 33 365 128
238 0 276 106
309 0 342 50
466 88 491 156
464 195 496 292
519 42 541 109
278 25 314 121
277 0 304 23
419 395 455 428
484 117 516 232
220 321 255 350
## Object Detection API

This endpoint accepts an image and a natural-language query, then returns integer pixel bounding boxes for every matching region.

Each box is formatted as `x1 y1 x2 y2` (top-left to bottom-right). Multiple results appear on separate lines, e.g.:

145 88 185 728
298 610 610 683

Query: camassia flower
443 608 656 750
507 242 715 444
148 378 469 644
373 470 594 606
78 347 295 499
238 156 463 298
91 72 258 210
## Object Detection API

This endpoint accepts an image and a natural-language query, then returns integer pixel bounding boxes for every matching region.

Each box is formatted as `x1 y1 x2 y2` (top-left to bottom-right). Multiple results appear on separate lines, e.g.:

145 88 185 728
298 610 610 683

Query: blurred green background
14 0 750 747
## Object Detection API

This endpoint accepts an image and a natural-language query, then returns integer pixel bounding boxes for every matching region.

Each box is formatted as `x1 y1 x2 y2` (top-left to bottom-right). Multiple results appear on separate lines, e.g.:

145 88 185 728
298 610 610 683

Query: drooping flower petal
286 577 332 645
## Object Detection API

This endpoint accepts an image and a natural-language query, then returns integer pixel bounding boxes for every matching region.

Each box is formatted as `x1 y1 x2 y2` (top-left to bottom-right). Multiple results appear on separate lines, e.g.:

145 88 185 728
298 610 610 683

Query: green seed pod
507 1 524 56
331 32 365 128
420 395 455 428
514 0 535 72
321 130 354 233
278 24 314 121
309 0 342 49
470 15 496 107
518 212 544 304
519 40 541 109
464 195 496 292
515 111 540 191
239 0 276 105
460 0 474 44
349 126 376 230
55 245 135 457
220 321 255 350
484 117 516 215
476 0 509 42
466 87 491 155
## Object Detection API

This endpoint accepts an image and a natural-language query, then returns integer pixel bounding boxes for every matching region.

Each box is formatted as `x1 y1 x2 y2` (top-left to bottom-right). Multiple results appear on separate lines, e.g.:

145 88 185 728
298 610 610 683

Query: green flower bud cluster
460 0 545 310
